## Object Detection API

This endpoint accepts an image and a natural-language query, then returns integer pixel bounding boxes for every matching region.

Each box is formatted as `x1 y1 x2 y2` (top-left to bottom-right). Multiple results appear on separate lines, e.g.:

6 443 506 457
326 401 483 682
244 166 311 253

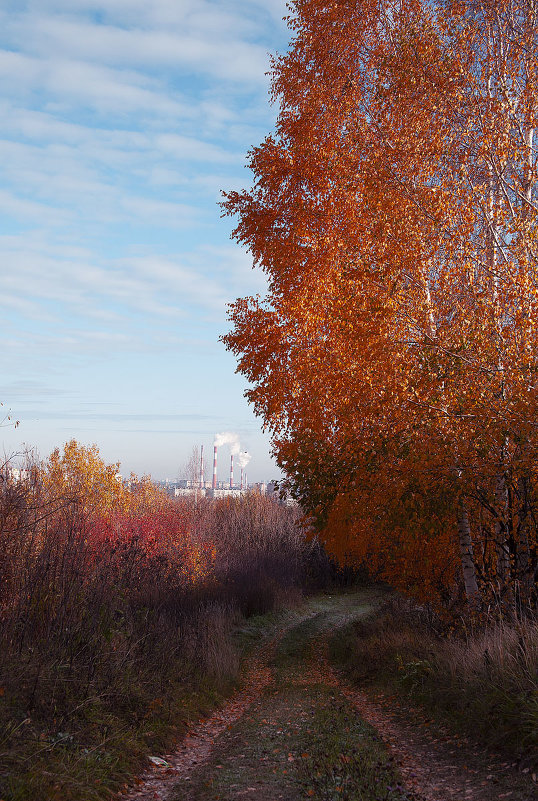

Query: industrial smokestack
212 445 217 490
199 444 204 489
214 433 244 491
238 451 251 492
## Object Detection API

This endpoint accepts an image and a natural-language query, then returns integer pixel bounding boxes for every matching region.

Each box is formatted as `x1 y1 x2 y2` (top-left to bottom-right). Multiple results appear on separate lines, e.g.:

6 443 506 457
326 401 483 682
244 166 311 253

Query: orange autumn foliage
223 0 538 613
43 439 170 516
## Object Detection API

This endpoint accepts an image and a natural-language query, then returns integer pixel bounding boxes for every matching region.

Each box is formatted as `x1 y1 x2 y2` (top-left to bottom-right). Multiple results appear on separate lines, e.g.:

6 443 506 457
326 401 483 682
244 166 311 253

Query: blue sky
0 0 290 482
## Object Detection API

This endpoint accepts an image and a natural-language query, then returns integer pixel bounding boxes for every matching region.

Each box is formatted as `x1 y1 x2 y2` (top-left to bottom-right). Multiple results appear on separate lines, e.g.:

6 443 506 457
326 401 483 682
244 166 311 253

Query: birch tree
223 0 538 613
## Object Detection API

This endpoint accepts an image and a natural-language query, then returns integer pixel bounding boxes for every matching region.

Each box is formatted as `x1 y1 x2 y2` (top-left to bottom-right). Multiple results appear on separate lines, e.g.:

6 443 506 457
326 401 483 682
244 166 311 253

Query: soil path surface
119 593 536 801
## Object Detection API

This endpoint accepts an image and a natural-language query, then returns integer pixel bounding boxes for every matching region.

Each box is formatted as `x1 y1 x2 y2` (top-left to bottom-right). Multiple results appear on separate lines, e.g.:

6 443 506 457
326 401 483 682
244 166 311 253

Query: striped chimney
199 444 204 489
212 445 218 490
229 453 234 489
240 467 244 491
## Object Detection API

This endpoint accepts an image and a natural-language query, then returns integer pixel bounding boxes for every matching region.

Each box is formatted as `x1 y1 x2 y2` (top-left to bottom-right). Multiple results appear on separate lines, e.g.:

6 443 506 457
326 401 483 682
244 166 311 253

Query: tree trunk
457 496 480 605
494 469 510 588
516 475 533 606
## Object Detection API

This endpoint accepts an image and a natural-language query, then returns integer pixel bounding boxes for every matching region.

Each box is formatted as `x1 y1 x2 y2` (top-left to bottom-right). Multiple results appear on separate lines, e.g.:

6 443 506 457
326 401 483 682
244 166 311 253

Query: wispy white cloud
0 381 73 401
1 0 282 86
0 234 244 334
0 0 288 479
0 51 188 116
155 133 238 164
24 19 269 82
0 187 70 226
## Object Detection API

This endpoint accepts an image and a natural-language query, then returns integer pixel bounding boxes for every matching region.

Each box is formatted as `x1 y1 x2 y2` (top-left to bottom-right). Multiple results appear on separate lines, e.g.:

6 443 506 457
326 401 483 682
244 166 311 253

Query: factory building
206 488 243 499
162 439 278 501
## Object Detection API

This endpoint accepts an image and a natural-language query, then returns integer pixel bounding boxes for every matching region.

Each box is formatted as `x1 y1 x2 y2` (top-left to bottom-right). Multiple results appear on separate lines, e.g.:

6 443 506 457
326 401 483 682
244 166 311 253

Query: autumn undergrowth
0 585 301 801
330 596 538 766
0 445 324 801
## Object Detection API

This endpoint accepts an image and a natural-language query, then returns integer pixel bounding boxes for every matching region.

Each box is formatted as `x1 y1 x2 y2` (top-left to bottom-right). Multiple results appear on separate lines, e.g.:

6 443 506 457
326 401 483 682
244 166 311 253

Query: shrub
0 445 312 800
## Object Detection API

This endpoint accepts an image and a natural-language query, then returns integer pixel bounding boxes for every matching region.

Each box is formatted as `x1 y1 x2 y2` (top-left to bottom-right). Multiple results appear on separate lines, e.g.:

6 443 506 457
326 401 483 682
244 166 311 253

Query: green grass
172 684 418 801
297 694 418 801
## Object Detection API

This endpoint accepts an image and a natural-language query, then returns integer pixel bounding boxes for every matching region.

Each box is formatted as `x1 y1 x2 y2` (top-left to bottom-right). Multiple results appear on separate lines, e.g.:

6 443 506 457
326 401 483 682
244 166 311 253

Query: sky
0 0 290 483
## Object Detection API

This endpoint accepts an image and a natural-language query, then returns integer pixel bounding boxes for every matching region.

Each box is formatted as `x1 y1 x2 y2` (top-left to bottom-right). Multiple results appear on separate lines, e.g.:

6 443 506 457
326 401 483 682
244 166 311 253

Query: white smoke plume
214 431 241 455
238 451 251 468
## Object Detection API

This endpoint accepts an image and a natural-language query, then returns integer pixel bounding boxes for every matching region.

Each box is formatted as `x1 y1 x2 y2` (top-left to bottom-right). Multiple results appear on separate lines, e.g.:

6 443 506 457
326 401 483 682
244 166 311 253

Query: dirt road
120 593 536 801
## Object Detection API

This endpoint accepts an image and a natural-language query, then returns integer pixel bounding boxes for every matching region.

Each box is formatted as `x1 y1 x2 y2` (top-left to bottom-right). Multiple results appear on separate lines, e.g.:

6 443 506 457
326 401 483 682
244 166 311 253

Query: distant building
266 481 279 498
5 467 30 483
174 487 206 497
206 488 243 499
177 479 196 489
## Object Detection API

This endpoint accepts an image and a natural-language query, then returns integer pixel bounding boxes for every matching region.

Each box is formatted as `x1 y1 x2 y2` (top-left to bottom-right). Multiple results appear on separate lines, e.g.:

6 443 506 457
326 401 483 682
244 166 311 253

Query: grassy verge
0 595 307 801
0 603 234 801
330 597 538 767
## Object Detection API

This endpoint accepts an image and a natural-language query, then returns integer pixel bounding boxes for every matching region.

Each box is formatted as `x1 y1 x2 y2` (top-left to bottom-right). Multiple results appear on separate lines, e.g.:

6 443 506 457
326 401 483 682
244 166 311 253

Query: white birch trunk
456 496 480 604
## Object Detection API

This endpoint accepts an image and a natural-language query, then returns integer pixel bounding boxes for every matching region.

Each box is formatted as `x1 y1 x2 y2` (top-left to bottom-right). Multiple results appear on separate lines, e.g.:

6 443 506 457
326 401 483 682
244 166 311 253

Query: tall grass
331 596 538 763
